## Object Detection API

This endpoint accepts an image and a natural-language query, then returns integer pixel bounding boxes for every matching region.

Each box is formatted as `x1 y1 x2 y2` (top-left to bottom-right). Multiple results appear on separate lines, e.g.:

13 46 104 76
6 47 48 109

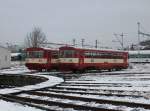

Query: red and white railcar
59 46 128 72
25 47 58 71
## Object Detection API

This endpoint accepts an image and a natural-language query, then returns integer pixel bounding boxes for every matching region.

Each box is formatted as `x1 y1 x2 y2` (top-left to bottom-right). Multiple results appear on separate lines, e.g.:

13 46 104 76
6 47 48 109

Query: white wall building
0 46 11 69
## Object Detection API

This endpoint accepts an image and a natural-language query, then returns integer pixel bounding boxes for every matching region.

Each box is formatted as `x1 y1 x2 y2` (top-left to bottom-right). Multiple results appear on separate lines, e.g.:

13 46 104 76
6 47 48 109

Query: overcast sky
0 0 150 48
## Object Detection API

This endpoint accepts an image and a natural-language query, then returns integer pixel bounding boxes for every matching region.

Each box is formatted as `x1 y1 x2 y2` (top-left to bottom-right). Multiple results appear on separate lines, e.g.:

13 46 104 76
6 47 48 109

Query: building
0 46 11 69
11 53 21 61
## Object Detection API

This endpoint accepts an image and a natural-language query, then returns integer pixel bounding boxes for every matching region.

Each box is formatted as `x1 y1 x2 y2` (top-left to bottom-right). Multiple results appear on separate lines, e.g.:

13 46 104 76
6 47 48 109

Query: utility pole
137 22 141 62
81 39 85 47
120 32 125 50
95 40 98 48
95 40 100 48
137 22 140 50
72 38 76 46
113 33 126 50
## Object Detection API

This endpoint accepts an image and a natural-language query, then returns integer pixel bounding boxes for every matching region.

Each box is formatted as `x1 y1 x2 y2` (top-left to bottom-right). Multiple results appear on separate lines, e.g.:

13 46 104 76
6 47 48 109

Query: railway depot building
0 46 11 69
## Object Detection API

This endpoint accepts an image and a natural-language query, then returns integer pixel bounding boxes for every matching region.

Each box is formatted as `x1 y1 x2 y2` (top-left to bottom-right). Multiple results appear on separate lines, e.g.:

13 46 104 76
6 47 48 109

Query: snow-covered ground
0 65 64 111
1 63 150 111
0 100 43 111
0 65 33 74
0 65 31 74
0 66 63 94
68 64 150 92
110 63 150 73
0 74 63 94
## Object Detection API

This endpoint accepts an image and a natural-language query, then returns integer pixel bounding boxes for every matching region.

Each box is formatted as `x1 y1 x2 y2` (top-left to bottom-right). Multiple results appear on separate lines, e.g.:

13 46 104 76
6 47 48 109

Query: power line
113 33 126 50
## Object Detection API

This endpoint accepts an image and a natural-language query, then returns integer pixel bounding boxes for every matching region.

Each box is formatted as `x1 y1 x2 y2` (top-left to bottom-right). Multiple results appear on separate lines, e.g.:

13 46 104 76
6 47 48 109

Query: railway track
1 72 150 111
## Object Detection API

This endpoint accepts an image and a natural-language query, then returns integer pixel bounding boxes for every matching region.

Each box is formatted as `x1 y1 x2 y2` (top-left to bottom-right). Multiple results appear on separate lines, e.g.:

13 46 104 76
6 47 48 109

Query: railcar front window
27 51 43 58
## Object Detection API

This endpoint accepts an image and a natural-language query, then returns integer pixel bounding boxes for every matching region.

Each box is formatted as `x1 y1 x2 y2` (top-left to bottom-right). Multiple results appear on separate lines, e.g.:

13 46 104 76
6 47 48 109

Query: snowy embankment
110 63 150 73
0 74 63 94
0 65 63 111
0 65 32 74
0 66 64 94
65 63 150 97
1 63 150 111
0 100 43 111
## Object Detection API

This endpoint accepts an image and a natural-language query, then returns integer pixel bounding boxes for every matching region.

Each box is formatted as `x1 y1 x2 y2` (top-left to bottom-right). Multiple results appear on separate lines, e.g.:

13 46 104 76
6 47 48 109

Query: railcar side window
27 51 43 58
84 51 123 59
60 50 75 58
113 53 123 59
84 51 92 57
129 54 150 58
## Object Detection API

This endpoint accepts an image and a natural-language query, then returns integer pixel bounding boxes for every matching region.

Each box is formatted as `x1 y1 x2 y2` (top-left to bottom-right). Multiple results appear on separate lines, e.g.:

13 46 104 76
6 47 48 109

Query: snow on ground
64 63 150 98
39 90 150 104
0 66 64 94
109 63 150 73
18 93 130 111
0 100 43 111
0 65 64 111
1 63 150 94
0 65 32 74
0 74 63 94
1 63 150 110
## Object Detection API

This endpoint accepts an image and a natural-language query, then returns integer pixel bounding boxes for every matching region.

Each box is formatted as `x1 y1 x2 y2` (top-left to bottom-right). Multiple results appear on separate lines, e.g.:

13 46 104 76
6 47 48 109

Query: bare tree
24 27 47 48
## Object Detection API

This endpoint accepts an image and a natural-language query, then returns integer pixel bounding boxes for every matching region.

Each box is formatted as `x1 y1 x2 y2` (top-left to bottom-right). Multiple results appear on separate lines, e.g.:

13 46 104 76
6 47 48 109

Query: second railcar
59 46 128 72
25 47 59 71
129 50 150 63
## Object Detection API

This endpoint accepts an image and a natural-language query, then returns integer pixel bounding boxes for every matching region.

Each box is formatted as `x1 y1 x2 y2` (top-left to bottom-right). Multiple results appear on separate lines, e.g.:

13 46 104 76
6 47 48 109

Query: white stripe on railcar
59 58 79 63
59 58 124 64
51 59 59 63
26 58 47 64
84 58 124 63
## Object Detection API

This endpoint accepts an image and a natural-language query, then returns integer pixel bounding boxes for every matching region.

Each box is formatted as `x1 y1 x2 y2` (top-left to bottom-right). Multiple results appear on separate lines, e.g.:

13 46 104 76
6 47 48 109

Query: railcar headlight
57 59 61 63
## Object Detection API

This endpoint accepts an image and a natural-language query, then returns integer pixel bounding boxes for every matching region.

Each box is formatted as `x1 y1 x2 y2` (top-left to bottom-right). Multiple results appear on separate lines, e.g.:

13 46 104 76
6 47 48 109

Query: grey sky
0 0 150 48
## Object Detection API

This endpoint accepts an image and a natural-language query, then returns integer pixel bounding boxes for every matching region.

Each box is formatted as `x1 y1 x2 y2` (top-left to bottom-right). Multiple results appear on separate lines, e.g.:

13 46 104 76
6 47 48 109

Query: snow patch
0 100 43 111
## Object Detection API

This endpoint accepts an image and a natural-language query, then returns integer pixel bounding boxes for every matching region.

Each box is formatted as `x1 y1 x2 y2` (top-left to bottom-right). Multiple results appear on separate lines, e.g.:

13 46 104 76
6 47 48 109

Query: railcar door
124 52 129 67
79 51 84 66
47 51 51 64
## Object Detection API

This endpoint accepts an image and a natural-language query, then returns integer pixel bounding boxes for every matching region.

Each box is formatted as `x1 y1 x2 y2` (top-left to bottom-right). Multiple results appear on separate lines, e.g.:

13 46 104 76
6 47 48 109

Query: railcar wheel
98 69 102 73
115 68 121 71
108 69 112 72
72 69 85 74
38 69 42 72
72 70 77 73
79 69 85 73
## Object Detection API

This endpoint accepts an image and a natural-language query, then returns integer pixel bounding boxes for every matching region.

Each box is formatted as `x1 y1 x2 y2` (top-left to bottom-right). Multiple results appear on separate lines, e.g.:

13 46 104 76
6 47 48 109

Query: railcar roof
26 47 58 51
11 53 21 57
59 46 127 53
128 50 150 54
41 47 58 50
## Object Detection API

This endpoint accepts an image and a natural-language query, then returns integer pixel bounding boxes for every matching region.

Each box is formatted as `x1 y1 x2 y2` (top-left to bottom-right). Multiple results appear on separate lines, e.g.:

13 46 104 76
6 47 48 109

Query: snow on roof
60 46 127 52
41 47 59 51
11 53 21 57
26 47 59 52
128 50 150 54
